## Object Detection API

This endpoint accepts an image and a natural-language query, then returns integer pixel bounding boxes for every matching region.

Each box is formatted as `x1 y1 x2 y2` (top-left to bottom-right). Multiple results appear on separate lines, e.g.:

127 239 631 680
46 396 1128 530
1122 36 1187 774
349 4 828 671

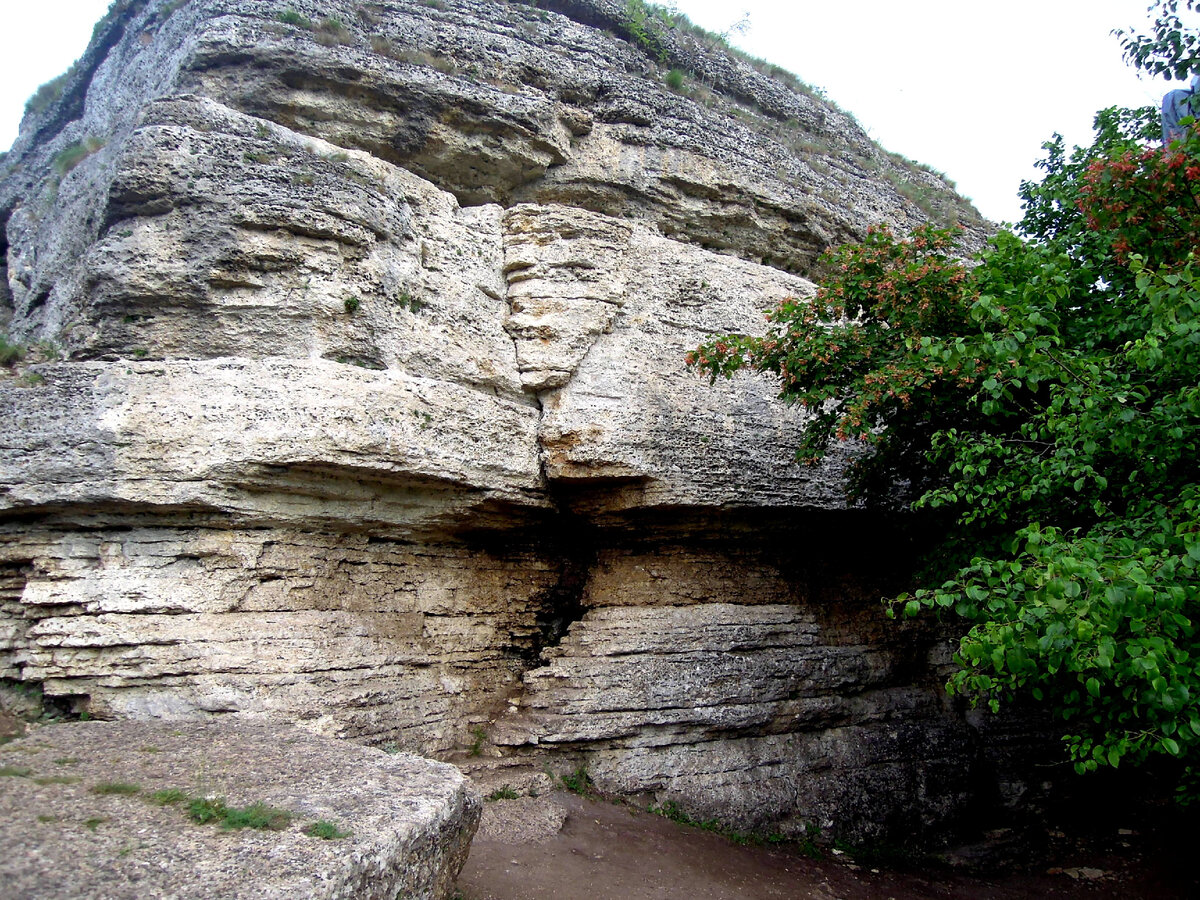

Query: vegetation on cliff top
691 0 1200 797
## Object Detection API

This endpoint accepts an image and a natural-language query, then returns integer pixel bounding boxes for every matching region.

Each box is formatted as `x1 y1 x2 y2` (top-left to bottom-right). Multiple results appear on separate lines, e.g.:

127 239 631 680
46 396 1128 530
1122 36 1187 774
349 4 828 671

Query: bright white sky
0 0 1192 224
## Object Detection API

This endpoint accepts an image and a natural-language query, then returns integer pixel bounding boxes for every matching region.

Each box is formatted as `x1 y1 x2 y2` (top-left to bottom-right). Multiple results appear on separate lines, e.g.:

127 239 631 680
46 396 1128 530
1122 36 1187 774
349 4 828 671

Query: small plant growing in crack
468 726 487 757
560 766 594 797
486 786 518 801
394 289 426 312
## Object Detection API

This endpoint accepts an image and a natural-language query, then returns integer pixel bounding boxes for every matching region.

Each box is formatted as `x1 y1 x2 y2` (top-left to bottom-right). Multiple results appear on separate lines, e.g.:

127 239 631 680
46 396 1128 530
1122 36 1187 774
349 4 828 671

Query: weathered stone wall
1 0 997 844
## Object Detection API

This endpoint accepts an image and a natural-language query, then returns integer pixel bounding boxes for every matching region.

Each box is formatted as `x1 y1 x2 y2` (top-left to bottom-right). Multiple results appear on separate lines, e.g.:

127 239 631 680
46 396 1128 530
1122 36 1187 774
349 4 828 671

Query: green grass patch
0 765 32 777
187 797 292 831
0 335 25 367
648 800 793 850
33 775 81 785
560 766 594 797
148 788 188 806
277 9 313 29
305 819 351 840
92 782 141 796
487 786 518 801
53 137 105 176
317 17 351 44
84 816 106 831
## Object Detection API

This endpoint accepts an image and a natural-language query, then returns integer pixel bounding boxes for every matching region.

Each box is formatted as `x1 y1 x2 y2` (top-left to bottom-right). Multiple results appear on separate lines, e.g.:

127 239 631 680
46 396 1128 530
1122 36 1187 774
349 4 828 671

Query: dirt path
456 792 1196 900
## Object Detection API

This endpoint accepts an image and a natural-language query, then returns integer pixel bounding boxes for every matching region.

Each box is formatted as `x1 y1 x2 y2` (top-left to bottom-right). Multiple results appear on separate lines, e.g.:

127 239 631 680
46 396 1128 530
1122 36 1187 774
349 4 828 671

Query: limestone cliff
1 0 996 844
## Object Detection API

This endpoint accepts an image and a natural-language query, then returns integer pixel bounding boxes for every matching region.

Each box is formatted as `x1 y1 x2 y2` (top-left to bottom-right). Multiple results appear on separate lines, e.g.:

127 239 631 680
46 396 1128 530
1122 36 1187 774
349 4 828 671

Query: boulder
0 720 480 900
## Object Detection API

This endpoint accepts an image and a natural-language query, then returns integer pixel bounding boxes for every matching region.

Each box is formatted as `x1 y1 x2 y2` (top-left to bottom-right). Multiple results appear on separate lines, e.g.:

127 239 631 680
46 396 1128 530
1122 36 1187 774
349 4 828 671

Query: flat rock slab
0 721 480 900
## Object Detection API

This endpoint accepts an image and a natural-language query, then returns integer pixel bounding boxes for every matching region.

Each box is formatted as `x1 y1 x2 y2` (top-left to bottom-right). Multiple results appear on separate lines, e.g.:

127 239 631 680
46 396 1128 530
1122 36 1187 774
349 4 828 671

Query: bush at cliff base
690 97 1200 797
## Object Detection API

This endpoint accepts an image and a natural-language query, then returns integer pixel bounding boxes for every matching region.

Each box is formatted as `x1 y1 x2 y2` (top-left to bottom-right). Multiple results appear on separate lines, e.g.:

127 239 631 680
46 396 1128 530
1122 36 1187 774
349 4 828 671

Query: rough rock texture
0 720 480 899
2 0 1000 845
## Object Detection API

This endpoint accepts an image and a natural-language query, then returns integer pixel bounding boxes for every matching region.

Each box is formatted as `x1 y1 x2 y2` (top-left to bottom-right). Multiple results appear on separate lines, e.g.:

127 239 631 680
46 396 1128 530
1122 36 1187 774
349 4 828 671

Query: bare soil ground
457 791 1197 900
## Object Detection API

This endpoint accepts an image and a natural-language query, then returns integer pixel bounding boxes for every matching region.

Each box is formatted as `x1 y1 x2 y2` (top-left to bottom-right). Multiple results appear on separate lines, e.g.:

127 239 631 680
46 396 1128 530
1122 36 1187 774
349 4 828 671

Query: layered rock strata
2 0 994 843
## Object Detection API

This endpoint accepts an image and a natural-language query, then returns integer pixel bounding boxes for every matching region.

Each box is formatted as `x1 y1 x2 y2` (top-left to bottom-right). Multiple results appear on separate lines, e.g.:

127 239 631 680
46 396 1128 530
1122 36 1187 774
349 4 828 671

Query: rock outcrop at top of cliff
0 0 1003 845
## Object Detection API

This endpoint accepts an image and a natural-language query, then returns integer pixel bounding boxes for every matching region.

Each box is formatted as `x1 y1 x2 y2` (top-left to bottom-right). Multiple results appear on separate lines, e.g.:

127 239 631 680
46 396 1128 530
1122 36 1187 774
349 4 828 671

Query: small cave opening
523 514 596 666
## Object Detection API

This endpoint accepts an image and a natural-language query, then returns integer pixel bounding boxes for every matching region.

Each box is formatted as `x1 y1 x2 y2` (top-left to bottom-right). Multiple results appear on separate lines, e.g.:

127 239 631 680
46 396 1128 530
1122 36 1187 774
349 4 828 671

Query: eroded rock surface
0 720 480 900
1 0 999 844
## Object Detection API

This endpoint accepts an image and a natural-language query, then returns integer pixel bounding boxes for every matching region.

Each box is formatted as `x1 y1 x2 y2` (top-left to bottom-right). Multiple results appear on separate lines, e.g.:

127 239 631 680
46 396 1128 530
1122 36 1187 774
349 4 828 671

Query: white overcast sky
0 0 1192 224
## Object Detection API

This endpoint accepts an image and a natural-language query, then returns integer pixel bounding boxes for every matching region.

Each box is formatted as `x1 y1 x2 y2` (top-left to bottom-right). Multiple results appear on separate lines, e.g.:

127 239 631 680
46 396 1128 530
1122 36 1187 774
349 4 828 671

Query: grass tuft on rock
91 782 141 796
305 819 351 840
187 796 292 831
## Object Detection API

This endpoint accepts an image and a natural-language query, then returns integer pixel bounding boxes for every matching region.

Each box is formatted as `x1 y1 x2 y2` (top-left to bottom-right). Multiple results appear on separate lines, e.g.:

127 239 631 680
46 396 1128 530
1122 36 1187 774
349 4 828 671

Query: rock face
0 720 480 900
2 0 995 844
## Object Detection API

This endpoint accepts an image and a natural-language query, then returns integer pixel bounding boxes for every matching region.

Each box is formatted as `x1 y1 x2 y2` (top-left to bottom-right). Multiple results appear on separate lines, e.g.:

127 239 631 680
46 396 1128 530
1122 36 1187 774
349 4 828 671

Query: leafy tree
1117 0 1200 80
690 19 1200 796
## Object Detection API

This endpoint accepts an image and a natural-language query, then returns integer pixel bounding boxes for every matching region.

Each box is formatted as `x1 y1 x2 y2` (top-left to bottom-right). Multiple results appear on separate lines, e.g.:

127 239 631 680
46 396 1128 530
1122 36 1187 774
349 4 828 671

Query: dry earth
457 791 1198 900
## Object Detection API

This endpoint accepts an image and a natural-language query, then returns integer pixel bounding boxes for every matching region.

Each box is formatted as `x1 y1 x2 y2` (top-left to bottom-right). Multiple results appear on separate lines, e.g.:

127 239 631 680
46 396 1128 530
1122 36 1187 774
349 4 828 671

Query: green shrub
0 335 25 367
664 68 686 92
395 290 425 312
622 0 671 63
186 796 225 824
692 92 1200 796
24 73 69 118
343 295 361 314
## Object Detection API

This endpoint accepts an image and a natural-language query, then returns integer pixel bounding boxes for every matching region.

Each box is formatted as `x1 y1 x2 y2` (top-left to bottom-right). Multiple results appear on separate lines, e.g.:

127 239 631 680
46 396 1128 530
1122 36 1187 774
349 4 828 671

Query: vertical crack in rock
527 513 594 663
492 200 600 666
0 213 11 330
